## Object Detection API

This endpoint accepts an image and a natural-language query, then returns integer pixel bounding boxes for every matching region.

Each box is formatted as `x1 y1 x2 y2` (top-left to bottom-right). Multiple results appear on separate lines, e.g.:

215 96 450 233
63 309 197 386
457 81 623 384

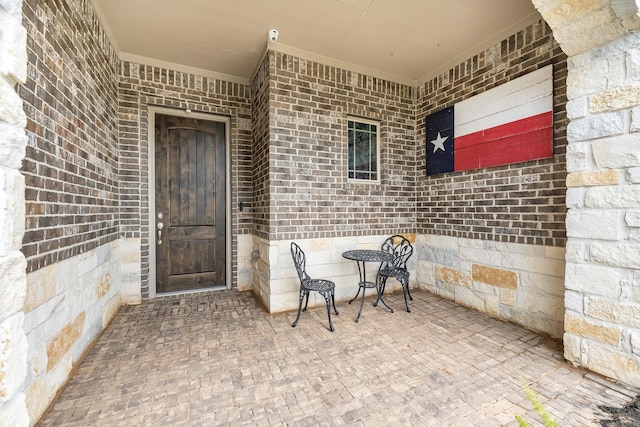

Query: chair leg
374 276 387 307
406 285 413 301
303 291 310 312
320 290 334 332
376 288 394 313
292 290 307 327
401 280 411 313
331 291 339 315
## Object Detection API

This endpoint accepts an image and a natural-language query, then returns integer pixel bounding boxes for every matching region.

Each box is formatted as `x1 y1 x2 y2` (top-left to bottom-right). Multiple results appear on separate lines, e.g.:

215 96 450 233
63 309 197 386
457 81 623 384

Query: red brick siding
20 0 120 272
250 54 272 240
263 52 417 240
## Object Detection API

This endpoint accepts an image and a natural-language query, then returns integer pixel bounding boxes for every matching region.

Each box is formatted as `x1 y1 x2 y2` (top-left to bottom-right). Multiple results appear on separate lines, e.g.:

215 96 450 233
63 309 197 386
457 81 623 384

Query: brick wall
258 21 567 246
119 61 252 298
19 0 120 272
416 20 568 248
264 51 416 240
250 54 271 240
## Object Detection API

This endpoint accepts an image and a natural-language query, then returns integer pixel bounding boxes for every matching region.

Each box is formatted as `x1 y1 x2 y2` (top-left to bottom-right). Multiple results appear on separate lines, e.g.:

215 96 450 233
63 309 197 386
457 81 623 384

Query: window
348 118 379 182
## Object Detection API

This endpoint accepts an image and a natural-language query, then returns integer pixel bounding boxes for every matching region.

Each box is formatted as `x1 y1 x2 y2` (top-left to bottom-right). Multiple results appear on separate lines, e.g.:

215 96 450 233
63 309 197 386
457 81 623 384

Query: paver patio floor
38 289 639 426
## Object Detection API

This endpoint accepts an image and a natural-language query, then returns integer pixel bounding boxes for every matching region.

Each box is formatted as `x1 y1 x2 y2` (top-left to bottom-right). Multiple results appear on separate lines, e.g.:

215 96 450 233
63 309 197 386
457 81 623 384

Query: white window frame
347 117 381 184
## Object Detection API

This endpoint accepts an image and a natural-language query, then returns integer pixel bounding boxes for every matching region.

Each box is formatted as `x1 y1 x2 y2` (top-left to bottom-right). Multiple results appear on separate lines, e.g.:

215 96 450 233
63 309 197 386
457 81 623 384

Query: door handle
157 221 164 245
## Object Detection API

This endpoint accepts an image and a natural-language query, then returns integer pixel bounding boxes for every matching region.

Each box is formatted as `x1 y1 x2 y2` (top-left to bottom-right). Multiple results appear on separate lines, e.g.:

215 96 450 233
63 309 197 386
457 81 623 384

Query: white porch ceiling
92 0 541 86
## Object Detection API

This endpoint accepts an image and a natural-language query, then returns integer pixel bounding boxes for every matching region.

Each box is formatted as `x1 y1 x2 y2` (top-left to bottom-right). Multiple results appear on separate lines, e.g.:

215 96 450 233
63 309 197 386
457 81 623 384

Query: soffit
92 0 541 86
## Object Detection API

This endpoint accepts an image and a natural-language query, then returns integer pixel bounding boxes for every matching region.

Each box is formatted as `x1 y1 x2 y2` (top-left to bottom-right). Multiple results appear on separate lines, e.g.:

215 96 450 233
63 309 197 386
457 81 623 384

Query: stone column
0 0 30 425
533 0 640 386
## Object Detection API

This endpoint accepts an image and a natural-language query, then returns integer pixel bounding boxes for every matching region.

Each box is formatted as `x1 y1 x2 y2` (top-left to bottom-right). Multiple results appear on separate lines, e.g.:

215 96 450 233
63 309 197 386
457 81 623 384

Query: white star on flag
430 132 448 153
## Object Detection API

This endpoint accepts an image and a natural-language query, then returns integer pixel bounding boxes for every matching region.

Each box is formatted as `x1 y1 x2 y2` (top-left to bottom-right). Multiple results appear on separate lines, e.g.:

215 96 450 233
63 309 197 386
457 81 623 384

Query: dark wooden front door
155 114 226 293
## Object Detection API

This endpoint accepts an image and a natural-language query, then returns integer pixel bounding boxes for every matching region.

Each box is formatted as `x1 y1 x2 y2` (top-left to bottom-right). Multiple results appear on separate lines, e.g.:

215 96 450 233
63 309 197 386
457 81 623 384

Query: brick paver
38 290 638 426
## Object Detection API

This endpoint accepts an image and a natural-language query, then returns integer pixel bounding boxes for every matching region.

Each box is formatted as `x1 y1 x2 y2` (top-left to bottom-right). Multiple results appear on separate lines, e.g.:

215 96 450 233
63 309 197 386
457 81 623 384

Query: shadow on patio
38 290 638 426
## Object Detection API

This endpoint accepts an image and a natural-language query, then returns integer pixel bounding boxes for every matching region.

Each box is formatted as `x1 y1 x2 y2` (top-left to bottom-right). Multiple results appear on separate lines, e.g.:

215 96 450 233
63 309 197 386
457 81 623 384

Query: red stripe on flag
454 111 553 171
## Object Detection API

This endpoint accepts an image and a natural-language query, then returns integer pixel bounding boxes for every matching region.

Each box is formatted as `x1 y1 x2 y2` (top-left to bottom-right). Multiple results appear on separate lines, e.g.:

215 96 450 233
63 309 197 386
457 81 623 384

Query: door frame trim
148 106 232 298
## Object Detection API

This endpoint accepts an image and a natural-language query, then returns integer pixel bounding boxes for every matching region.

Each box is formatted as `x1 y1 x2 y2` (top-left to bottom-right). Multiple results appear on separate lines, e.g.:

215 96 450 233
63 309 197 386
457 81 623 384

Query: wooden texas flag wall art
425 64 554 176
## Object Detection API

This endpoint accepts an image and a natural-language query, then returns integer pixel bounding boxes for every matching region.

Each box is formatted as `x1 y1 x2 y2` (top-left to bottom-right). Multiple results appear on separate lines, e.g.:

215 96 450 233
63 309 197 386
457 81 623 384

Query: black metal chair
290 242 339 331
375 235 414 312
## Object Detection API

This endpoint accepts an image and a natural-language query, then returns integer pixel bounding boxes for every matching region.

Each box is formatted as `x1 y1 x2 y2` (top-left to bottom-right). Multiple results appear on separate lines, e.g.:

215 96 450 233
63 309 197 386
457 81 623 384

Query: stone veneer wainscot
0 0 29 425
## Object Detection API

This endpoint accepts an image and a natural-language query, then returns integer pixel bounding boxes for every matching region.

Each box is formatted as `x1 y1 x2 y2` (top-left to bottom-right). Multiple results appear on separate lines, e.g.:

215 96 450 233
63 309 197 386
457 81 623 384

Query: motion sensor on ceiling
268 29 279 42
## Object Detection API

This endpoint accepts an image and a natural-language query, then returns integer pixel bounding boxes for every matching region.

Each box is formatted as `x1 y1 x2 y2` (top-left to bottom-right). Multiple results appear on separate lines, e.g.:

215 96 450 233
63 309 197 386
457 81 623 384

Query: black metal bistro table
342 249 394 322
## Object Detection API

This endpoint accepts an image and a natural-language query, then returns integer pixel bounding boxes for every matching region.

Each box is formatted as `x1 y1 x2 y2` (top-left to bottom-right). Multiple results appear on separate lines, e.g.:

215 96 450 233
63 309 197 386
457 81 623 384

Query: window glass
348 118 379 182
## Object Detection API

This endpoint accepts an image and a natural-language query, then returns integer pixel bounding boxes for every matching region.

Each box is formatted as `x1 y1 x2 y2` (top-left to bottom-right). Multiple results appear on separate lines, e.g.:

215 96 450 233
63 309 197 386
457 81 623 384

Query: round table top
342 249 393 263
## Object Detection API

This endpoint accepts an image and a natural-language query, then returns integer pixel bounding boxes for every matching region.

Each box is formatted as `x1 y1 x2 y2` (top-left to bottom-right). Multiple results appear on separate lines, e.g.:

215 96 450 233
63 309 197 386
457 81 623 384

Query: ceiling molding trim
89 0 121 53
249 41 270 84
264 41 417 87
416 12 543 87
119 53 250 86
